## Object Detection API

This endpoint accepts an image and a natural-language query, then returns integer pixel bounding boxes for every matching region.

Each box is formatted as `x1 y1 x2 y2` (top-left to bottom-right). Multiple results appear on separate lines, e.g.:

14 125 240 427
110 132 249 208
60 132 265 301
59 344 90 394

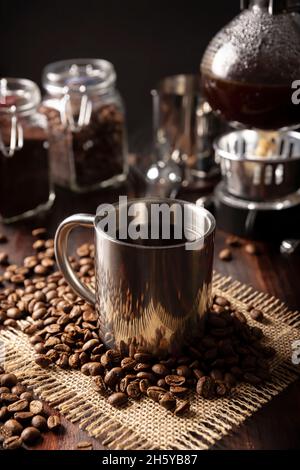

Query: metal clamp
0 105 24 157
60 85 92 132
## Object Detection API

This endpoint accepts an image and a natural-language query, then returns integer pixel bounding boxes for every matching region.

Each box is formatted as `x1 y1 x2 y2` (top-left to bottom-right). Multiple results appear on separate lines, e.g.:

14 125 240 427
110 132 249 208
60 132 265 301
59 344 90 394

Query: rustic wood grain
1 182 300 450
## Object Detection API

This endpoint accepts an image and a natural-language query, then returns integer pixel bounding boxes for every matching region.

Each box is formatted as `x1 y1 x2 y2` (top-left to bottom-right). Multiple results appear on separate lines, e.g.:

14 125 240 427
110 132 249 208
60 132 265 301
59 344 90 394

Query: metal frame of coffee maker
212 129 300 241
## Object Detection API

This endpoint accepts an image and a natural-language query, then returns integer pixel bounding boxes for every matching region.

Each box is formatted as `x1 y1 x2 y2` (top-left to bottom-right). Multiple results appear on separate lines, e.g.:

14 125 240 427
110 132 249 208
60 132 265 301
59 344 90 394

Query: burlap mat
1 272 300 450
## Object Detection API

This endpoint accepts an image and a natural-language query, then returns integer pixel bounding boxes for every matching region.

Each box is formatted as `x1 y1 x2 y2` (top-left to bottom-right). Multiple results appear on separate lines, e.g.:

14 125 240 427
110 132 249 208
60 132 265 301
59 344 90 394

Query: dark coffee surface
202 74 300 129
0 137 51 219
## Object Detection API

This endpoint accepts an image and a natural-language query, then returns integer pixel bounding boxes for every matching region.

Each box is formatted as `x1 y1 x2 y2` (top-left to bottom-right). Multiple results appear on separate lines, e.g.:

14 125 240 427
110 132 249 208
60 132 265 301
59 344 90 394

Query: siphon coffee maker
200 0 300 242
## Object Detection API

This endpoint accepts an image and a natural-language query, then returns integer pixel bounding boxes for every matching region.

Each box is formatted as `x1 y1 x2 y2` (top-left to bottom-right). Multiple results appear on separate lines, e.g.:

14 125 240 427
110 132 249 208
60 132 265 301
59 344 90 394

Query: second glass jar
42 58 128 192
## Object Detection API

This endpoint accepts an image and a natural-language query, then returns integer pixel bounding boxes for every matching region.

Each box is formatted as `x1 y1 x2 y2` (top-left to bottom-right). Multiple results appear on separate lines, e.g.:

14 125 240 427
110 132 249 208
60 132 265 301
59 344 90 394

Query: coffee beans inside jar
42 59 128 192
0 229 276 416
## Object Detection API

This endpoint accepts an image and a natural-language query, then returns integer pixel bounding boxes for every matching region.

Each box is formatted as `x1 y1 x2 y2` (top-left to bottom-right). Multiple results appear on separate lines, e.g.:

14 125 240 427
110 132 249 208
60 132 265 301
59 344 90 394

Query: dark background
0 0 237 142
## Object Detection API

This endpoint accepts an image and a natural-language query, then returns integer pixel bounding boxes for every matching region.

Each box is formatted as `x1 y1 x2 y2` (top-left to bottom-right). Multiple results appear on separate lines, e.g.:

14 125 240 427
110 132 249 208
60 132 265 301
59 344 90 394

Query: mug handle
54 213 96 305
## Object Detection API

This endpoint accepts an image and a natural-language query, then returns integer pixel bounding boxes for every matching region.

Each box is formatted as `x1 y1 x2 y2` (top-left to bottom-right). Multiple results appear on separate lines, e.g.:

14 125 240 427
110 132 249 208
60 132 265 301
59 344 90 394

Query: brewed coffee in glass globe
201 0 300 130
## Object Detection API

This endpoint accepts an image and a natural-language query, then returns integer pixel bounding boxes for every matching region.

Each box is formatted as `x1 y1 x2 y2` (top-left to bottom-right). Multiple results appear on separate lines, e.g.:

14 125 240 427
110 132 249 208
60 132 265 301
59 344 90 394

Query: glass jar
0 78 54 223
42 59 128 192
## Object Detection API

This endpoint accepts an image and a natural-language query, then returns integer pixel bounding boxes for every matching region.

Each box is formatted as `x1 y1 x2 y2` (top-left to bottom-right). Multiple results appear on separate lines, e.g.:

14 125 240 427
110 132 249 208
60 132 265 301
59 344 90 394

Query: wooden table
1 180 300 450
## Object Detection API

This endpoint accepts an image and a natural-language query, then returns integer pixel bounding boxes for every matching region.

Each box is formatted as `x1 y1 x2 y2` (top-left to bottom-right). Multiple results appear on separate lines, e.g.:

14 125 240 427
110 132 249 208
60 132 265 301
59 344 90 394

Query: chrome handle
0 106 23 157
60 85 92 132
54 214 96 305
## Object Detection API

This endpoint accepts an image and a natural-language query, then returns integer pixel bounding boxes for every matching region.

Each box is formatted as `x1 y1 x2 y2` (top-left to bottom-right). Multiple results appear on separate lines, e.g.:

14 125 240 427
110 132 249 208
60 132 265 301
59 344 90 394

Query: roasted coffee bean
134 362 151 372
32 228 47 238
152 364 170 376
4 419 24 435
76 244 90 257
215 382 228 397
250 308 264 322
156 378 168 389
0 386 10 394
126 381 141 399
6 307 22 319
119 375 135 393
45 337 61 348
20 391 34 401
147 386 166 402
196 376 215 399
56 353 69 369
47 415 61 431
104 367 123 388
29 400 43 415
165 375 186 386
82 339 100 352
245 243 260 255
0 252 8 265
1 373 18 387
218 248 232 261
1 393 18 403
134 352 153 362
106 349 121 364
159 392 176 411
92 376 107 395
13 411 34 423
0 406 9 420
136 372 156 382
3 435 23 449
68 353 81 369
233 311 247 324
107 392 128 407
76 440 93 450
169 386 188 396
120 357 136 370
21 426 41 444
32 239 45 251
34 354 51 369
11 384 27 396
174 400 190 416
212 304 226 314
139 379 150 394
8 399 29 412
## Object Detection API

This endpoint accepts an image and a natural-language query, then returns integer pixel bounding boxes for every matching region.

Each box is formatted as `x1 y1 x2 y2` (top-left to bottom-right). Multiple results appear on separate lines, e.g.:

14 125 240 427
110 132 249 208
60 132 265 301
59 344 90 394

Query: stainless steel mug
55 198 215 355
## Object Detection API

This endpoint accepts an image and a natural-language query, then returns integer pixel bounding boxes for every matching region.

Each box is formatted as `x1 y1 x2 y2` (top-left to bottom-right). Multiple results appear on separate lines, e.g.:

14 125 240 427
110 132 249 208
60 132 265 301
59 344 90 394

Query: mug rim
94 197 216 250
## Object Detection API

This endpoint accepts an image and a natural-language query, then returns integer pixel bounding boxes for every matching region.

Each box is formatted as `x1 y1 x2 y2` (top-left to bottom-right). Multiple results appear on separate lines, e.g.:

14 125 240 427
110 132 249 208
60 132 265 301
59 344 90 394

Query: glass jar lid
42 58 116 95
0 78 41 116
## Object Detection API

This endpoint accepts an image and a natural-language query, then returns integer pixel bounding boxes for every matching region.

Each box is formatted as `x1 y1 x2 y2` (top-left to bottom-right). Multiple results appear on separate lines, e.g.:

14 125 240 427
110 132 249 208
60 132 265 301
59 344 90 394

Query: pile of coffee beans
219 236 261 261
0 229 275 415
0 369 62 449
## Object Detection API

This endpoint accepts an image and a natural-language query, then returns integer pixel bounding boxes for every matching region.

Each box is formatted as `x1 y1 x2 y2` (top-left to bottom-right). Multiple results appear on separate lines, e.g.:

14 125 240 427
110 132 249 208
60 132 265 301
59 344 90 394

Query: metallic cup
55 198 215 355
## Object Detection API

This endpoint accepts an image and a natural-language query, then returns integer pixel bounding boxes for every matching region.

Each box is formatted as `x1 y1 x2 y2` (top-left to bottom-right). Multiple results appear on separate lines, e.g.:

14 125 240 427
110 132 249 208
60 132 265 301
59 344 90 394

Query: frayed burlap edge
0 272 300 450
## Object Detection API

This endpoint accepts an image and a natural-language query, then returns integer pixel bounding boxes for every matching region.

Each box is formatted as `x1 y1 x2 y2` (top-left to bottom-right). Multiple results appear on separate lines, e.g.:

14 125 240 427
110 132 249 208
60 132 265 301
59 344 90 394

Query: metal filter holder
214 130 300 203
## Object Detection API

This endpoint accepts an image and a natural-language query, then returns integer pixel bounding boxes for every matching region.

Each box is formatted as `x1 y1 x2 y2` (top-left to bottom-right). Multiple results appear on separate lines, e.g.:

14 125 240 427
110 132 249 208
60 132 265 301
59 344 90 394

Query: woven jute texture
1 272 300 450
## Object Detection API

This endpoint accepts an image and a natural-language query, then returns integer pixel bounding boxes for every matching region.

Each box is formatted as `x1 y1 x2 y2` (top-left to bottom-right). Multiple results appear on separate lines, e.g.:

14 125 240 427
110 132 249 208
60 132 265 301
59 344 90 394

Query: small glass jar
0 78 55 223
42 59 128 192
